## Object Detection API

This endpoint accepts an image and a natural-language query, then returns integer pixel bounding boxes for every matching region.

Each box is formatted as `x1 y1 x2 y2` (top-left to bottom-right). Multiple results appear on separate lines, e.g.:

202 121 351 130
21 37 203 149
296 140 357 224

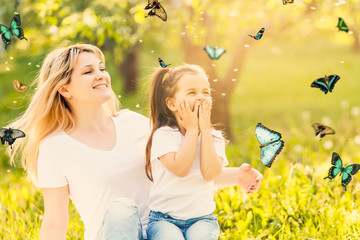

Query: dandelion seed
277 175 282 180
200 18 204 21
7 170 11 173
5 61 8 64
136 104 140 108
28 62 32 65
139 39 143 43
211 64 216 67
200 30 205 34
118 95 122 98
6 67 10 71
233 68 238 72
150 50 154 53
354 135 360 145
181 32 186 35
244 44 250 48
306 19 311 22
310 7 316 10
36 65 40 68
340 61 344 63
294 144 303 153
340 100 349 109
221 93 226 96
193 22 197 26
213 79 218 82
13 101 17 104
349 31 353 34
185 26 189 29
232 78 236 82
200 11 204 14
194 35 198 38
320 18 325 21
323 140 333 150
305 165 310 171
10 57 13 60
351 106 360 117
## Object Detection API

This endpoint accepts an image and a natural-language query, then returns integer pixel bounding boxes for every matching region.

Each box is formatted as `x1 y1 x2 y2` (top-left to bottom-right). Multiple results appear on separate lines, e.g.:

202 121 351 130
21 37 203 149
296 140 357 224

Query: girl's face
63 52 112 104
170 72 211 111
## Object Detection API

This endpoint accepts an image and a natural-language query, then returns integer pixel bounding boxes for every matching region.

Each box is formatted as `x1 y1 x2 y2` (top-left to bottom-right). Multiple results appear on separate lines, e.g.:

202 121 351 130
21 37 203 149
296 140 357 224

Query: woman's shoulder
114 109 149 124
39 131 67 151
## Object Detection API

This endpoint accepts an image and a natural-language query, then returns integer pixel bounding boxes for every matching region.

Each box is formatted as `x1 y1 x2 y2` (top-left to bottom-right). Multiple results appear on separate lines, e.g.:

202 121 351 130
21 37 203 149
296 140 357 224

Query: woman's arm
39 186 69 240
214 164 263 194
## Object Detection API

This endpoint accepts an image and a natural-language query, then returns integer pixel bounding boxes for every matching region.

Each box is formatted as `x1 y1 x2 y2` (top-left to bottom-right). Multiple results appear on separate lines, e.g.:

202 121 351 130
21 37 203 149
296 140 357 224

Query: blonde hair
7 44 120 181
145 64 208 180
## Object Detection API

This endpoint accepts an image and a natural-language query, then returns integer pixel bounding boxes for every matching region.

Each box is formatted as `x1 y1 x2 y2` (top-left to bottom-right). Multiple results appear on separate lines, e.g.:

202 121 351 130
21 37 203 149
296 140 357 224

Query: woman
7 44 262 240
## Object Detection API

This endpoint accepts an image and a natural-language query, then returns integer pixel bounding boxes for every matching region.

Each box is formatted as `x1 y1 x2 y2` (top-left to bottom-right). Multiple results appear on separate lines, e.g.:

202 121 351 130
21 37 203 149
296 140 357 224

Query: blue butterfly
248 28 265 40
310 75 340 94
158 57 171 68
255 123 284 167
204 46 226 60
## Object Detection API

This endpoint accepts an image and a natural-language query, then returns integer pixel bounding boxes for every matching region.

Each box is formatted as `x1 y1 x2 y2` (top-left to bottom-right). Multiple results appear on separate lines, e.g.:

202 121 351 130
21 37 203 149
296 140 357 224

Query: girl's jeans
96 198 144 240
146 211 220 240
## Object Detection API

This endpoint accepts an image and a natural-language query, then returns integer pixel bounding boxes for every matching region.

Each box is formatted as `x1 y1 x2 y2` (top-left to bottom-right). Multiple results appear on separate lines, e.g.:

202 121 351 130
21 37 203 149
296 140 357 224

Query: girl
5 44 262 240
145 65 231 239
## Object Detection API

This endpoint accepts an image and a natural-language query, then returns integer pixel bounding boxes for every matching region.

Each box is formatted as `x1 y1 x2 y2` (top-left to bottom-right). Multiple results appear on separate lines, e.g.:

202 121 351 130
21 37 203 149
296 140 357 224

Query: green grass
1 39 360 239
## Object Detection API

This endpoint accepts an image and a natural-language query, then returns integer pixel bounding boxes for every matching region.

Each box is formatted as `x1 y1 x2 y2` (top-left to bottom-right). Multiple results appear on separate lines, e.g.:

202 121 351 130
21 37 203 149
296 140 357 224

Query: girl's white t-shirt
149 126 228 220
37 110 152 240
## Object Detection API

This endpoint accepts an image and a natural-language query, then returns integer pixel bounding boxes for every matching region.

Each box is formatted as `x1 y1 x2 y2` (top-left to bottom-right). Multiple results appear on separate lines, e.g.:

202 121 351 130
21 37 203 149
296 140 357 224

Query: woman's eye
84 71 91 74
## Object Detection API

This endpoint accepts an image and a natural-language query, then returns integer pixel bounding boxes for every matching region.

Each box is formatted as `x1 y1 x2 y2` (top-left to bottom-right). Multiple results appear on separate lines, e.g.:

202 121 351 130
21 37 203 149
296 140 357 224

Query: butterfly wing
327 75 340 93
260 140 284 167
282 0 294 5
0 24 12 48
204 46 216 59
145 0 157 9
337 17 349 33
311 77 329 94
153 4 167 21
214 47 226 60
311 123 323 136
13 80 28 93
10 14 27 40
255 28 265 40
341 164 360 190
312 123 335 139
255 123 282 146
158 58 171 68
325 152 343 179
11 129 26 139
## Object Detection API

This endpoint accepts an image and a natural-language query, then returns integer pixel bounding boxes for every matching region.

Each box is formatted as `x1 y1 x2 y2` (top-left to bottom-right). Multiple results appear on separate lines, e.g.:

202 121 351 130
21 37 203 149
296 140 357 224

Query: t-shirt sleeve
212 130 229 167
151 127 180 162
37 142 68 188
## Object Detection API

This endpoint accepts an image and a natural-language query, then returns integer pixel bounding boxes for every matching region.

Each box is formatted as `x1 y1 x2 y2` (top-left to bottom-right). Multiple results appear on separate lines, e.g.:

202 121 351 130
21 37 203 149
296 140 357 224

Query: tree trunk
119 45 139 94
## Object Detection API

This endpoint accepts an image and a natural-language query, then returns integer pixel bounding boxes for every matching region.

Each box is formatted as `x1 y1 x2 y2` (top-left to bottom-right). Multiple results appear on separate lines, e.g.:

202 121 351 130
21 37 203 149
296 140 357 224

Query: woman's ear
166 97 177 112
58 86 71 99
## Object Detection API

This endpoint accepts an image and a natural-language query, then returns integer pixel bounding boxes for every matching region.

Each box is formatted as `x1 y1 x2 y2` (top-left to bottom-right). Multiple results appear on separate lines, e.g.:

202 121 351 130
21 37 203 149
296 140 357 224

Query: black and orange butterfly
0 127 26 149
13 80 28 93
145 0 167 21
312 123 335 140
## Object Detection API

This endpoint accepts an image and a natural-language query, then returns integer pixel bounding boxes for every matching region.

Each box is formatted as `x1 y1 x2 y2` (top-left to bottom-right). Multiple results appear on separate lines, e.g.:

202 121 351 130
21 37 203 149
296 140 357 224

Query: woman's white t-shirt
37 110 152 240
149 126 228 220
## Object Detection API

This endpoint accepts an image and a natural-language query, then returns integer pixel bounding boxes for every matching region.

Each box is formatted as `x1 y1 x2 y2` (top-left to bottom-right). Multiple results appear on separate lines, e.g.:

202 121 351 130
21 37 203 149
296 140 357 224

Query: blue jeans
146 211 220 240
96 198 144 240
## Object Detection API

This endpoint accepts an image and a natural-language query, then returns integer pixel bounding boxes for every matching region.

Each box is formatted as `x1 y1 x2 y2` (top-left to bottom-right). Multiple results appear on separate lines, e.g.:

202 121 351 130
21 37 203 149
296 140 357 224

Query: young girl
145 64 228 240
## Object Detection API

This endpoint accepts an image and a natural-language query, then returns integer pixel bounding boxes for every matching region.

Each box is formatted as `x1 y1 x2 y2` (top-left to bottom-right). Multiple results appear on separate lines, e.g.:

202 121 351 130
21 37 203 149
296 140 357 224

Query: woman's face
65 52 112 104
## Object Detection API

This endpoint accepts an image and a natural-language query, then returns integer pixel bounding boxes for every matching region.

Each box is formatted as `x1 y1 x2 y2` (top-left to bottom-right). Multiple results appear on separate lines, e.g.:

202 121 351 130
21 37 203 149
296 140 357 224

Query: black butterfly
248 28 265 40
145 0 167 21
0 127 26 149
158 58 171 68
312 123 335 140
282 0 294 4
310 75 340 94
0 13 28 49
324 152 360 191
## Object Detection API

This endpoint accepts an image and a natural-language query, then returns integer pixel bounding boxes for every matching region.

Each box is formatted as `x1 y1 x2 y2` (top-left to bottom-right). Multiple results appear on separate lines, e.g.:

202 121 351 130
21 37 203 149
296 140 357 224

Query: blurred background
1 0 360 239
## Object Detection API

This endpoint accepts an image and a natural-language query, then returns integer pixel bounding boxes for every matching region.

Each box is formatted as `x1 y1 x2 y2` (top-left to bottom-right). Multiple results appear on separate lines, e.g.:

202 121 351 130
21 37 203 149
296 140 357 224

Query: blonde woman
7 44 262 240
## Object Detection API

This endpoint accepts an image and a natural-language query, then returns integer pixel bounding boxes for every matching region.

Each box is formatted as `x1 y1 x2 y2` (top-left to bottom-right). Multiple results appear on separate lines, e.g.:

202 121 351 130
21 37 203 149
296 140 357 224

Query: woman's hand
237 163 263 194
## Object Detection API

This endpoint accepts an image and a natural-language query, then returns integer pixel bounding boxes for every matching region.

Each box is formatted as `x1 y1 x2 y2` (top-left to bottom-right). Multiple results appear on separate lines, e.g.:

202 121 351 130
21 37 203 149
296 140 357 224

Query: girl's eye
100 68 106 72
204 92 210 95
83 71 92 74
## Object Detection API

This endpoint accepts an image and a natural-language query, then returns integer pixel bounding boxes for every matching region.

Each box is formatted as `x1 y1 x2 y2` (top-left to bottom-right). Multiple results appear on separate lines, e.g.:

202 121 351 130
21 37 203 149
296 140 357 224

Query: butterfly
282 0 294 5
0 13 28 49
145 0 167 21
255 123 285 168
310 75 340 94
337 17 349 33
158 58 171 68
312 123 335 140
248 28 265 40
0 127 26 149
324 152 360 191
203 46 226 60
13 80 28 93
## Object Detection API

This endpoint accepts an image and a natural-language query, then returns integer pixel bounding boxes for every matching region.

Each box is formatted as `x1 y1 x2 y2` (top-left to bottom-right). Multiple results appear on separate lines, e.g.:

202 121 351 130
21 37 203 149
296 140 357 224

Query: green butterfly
0 13 28 49
337 17 349 33
324 152 360 191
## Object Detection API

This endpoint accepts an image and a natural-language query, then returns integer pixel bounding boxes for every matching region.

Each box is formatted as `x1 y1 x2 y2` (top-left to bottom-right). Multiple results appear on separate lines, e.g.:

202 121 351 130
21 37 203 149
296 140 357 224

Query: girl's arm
214 164 263 194
159 127 199 177
39 186 69 240
200 129 223 181
199 99 223 181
